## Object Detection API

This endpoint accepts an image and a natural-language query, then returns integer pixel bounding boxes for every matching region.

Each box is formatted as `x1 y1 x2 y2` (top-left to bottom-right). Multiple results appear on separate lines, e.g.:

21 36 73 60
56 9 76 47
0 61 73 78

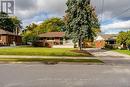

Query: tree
0 12 15 32
35 17 65 34
0 12 22 33
22 31 38 45
126 31 130 50
22 23 38 45
116 31 130 50
25 23 37 31
65 0 100 50
116 31 128 46
11 16 22 34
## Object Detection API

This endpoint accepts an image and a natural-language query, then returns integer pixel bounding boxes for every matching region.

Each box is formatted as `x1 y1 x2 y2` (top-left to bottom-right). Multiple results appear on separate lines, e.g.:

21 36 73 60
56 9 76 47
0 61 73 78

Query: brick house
0 29 22 46
37 32 74 48
95 34 117 48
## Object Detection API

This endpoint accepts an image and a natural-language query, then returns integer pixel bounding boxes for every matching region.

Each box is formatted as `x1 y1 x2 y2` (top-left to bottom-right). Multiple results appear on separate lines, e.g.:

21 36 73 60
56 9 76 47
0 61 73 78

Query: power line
100 0 104 23
111 7 130 20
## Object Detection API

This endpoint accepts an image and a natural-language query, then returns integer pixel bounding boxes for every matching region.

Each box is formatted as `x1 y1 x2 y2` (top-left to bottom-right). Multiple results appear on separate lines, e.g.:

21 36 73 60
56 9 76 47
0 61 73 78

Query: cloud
101 20 130 34
15 0 130 21
15 0 67 19
13 0 130 33
91 0 130 21
102 20 130 29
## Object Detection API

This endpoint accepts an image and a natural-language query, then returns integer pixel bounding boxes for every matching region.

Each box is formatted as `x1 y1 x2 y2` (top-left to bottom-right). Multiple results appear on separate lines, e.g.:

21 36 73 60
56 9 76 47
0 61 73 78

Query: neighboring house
37 32 74 48
0 29 22 46
83 40 93 48
95 34 117 48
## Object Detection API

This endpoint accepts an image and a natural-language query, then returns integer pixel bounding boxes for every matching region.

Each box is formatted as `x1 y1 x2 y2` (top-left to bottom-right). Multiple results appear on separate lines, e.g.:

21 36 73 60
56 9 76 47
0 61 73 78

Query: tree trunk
78 36 83 50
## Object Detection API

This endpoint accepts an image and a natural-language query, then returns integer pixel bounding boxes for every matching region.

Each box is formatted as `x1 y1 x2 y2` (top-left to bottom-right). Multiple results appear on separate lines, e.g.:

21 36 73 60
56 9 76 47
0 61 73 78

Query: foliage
64 0 100 50
22 23 38 45
11 16 22 34
35 17 65 34
0 12 15 32
22 31 38 45
126 40 130 46
116 31 128 45
0 12 22 33
25 23 37 31
116 31 130 50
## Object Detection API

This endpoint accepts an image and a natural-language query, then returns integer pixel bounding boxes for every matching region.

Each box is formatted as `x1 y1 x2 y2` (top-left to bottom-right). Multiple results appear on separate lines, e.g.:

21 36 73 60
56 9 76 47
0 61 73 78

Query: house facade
0 29 22 46
37 32 74 48
95 34 117 48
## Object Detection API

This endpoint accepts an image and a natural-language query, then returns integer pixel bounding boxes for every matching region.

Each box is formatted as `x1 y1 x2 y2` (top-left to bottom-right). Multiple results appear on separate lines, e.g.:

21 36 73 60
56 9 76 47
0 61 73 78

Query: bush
126 40 130 50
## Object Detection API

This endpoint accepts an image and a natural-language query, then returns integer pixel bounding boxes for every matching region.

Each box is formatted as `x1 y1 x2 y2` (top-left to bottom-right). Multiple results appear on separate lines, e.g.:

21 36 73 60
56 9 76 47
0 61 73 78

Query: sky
13 0 130 34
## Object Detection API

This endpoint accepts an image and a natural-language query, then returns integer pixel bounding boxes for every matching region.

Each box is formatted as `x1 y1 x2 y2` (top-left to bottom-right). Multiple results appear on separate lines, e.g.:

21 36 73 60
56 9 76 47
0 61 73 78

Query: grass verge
0 58 103 64
113 49 130 55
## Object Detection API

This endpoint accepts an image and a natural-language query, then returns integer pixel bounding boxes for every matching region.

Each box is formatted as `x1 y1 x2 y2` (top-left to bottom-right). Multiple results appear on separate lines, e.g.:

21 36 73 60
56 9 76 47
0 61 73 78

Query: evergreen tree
65 0 100 50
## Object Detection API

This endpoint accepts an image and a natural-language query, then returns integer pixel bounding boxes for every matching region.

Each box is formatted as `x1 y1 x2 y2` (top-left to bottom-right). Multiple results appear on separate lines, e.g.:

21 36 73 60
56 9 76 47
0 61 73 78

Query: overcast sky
14 0 130 34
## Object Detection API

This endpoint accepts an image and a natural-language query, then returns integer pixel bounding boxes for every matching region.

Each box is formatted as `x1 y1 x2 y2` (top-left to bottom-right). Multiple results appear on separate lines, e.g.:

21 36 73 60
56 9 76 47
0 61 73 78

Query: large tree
35 17 65 34
0 12 15 32
0 12 22 33
65 0 100 50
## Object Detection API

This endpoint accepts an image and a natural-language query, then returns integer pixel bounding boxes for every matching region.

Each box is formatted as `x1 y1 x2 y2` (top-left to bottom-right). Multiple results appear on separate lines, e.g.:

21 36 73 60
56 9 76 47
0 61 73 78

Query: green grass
0 58 103 63
113 49 130 55
0 47 92 57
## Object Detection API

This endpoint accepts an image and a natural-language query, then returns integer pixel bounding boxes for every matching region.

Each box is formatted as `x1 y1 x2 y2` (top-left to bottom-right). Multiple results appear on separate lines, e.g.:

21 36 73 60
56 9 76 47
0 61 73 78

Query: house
95 34 117 48
37 32 74 48
0 29 22 46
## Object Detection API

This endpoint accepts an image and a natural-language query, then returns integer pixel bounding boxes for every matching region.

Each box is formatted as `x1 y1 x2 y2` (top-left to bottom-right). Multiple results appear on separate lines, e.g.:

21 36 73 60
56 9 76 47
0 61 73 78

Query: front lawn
113 49 130 55
0 47 92 57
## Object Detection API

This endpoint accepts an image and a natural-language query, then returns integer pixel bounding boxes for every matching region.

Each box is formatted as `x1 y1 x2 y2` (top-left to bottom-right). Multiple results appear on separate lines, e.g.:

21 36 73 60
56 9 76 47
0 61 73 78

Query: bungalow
37 32 74 48
0 29 22 46
95 34 117 48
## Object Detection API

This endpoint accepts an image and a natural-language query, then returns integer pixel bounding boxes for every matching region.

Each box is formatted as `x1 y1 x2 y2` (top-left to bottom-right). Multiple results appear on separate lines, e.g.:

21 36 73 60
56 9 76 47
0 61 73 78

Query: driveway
1 64 130 87
86 48 130 65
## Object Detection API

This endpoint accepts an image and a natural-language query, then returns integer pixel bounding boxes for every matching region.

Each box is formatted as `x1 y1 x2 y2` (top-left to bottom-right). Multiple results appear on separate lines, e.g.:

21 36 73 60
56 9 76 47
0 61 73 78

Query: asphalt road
0 64 130 87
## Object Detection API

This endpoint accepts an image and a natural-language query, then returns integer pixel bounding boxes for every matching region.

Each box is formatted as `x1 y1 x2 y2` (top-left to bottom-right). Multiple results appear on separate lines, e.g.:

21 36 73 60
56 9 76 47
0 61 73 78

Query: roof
96 36 105 41
0 29 19 36
39 32 65 38
95 34 118 41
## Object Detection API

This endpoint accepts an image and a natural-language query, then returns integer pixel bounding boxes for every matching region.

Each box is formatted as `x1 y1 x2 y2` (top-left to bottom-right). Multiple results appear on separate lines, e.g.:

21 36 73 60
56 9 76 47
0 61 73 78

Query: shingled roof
0 29 18 36
95 34 118 41
100 34 118 40
39 32 65 38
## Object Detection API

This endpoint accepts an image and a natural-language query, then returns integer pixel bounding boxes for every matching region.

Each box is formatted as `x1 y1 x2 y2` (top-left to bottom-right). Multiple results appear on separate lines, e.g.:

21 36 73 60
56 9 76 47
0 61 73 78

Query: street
0 64 130 87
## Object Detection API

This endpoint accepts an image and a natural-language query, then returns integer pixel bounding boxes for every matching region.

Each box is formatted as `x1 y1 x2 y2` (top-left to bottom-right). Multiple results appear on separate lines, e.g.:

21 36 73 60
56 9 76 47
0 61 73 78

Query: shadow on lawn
86 48 108 53
71 50 94 57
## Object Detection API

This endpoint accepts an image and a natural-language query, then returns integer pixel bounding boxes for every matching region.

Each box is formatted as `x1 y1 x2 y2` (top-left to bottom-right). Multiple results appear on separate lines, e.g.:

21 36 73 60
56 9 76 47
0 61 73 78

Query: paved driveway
86 48 130 65
1 64 130 87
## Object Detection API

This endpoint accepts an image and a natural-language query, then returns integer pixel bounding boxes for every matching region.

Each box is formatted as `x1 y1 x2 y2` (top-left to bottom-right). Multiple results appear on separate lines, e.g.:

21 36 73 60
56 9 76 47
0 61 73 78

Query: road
0 63 130 87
